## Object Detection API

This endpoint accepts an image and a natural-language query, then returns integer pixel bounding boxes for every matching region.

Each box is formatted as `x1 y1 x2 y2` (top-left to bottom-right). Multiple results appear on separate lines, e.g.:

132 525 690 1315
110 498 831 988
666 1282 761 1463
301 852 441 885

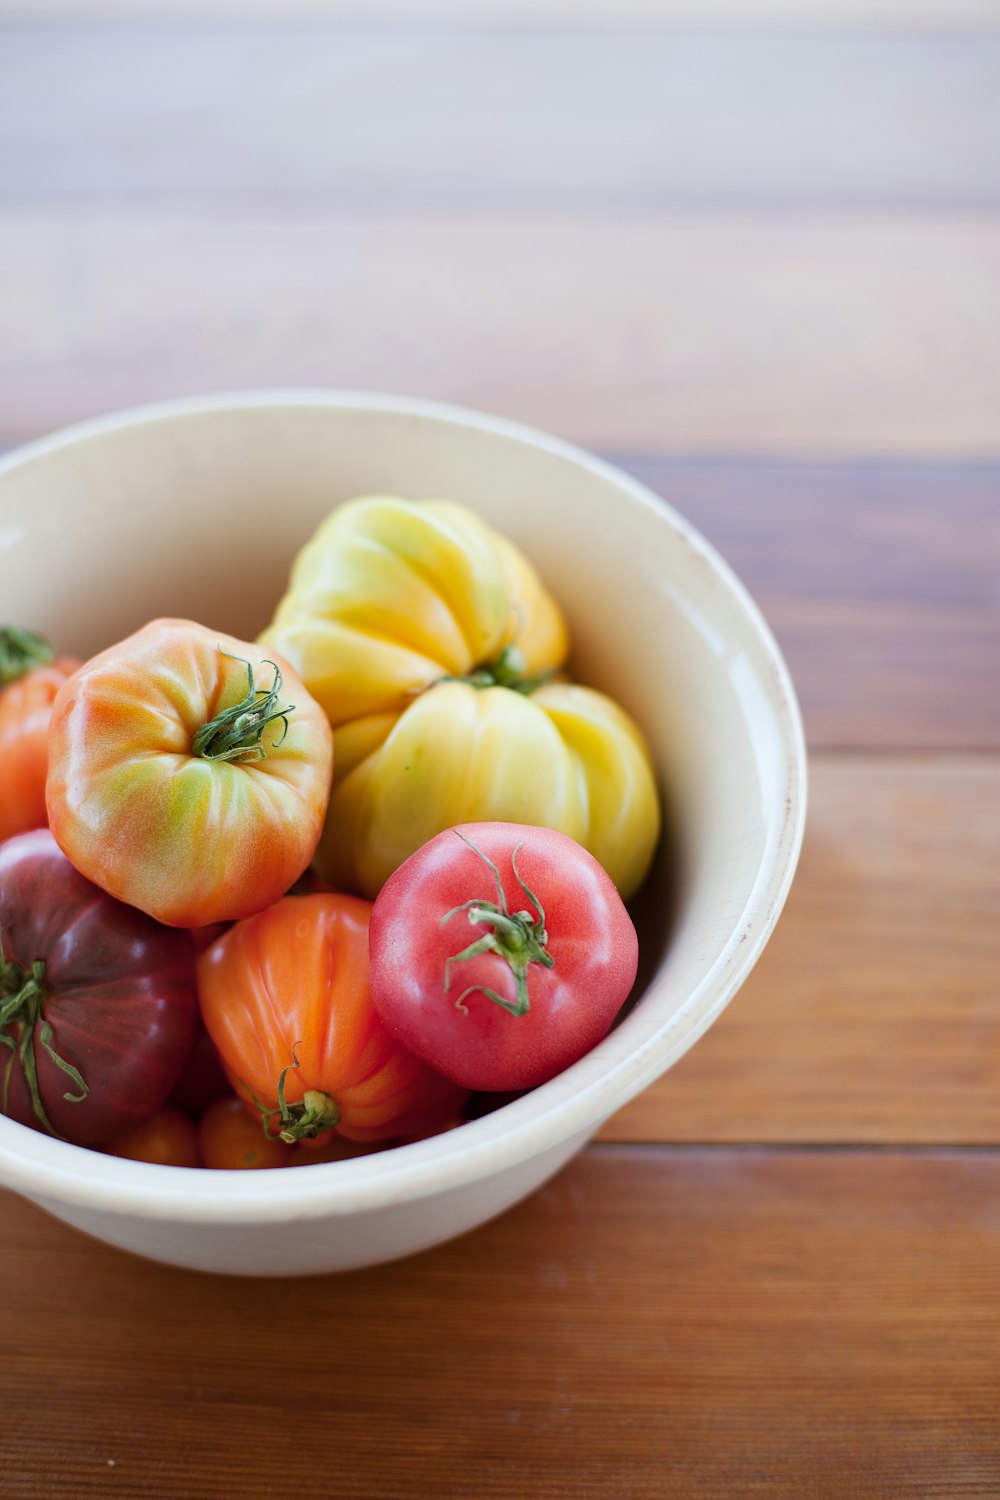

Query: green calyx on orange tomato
242 1041 341 1145
191 651 295 764
0 626 55 685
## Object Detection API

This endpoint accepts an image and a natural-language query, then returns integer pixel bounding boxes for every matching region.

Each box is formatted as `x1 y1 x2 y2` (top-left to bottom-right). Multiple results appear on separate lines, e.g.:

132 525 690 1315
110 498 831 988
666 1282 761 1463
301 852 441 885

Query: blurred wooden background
1 3 998 1496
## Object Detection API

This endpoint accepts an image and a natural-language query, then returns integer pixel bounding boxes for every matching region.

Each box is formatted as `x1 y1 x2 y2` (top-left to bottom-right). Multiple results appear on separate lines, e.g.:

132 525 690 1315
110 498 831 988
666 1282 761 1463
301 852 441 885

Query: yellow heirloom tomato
262 497 660 901
262 496 569 725
316 679 660 900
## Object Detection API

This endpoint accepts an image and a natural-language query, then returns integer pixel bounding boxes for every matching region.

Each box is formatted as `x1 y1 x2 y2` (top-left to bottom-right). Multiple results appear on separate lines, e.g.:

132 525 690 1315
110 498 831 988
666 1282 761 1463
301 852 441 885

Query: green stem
0 626 55 685
441 644 556 696
274 1089 341 1145
440 832 554 1018
0 935 89 1136
192 650 295 764
242 1042 341 1145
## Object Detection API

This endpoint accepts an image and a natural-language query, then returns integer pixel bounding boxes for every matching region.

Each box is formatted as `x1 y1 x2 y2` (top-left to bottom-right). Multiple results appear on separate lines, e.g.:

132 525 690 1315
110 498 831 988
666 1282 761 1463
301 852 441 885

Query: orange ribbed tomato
0 627 80 842
196 893 467 1144
46 619 333 927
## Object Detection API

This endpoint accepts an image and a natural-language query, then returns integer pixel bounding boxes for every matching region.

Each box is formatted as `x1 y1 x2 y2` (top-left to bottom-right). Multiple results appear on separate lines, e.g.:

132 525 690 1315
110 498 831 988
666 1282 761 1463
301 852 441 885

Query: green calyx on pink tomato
368 822 639 1094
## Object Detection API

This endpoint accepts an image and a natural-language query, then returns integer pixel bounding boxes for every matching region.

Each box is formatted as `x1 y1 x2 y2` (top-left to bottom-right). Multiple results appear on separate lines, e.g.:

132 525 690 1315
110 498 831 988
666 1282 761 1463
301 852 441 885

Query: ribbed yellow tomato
262 495 569 724
316 679 660 900
263 496 660 900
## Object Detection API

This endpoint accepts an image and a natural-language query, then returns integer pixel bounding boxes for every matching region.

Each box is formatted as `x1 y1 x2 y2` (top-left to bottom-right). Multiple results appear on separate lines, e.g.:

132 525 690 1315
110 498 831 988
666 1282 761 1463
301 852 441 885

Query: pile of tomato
0 496 660 1169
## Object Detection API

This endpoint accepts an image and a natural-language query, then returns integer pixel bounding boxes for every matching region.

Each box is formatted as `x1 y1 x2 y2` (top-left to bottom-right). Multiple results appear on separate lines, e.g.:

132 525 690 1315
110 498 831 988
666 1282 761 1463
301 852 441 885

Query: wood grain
3 28 999 214
3 215 1000 457
0 457 994 754
3 1146 999 1498
603 756 1000 1146
0 8 997 1494
627 456 1000 750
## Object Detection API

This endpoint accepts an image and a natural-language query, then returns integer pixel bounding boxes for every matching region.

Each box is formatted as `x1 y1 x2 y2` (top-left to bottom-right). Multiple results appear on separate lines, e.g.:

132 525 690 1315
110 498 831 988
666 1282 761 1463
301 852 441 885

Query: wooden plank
603 757 1000 1146
0 456 994 754
2 1146 999 1497
5 1 1000 28
3 215 1000 457
2 30 999 214
625 456 1000 750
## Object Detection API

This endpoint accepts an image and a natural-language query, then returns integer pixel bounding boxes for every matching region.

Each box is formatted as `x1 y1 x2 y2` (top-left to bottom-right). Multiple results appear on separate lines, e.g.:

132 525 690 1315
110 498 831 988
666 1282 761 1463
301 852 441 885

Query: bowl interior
0 394 804 1205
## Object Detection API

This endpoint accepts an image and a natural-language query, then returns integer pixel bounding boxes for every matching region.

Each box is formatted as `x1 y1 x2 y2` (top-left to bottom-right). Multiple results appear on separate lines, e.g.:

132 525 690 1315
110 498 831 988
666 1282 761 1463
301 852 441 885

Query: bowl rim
0 388 807 1221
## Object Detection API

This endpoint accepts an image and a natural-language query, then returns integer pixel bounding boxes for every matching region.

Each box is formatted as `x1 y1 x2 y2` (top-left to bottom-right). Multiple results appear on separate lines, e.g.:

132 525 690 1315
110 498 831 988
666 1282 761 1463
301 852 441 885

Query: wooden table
2 4 999 1495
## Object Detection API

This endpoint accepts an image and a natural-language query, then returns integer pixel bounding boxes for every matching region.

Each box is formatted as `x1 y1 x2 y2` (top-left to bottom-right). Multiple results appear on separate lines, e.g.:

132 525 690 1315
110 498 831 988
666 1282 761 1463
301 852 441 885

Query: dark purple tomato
0 829 198 1144
169 1026 230 1117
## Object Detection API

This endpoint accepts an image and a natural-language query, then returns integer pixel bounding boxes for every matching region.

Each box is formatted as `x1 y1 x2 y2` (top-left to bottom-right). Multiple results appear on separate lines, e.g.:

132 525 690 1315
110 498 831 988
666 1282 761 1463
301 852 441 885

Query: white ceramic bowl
0 392 805 1276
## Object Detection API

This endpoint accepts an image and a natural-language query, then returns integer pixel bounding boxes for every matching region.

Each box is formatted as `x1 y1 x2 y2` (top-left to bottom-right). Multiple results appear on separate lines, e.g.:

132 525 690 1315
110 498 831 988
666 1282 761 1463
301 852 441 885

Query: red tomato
197 893 467 1144
105 1105 202 1167
46 619 333 927
0 829 198 1144
198 1095 295 1171
368 823 639 1091
0 627 80 842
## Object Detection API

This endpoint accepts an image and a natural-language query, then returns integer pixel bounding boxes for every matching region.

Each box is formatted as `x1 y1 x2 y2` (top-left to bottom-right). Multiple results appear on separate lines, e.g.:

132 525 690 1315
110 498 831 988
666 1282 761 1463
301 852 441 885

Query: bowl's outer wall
27 1129 592 1277
0 394 805 1275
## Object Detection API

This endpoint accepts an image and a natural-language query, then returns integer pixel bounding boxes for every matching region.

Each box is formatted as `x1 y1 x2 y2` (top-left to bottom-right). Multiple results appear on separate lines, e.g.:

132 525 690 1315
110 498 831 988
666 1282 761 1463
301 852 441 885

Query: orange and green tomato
45 618 333 927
